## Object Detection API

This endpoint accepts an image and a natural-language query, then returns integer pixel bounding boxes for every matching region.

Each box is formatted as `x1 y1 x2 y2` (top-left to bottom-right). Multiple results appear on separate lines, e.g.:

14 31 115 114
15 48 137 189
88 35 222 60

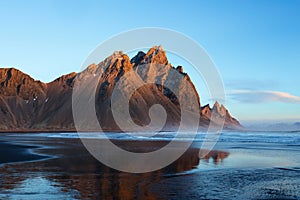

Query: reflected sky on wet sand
0 133 300 199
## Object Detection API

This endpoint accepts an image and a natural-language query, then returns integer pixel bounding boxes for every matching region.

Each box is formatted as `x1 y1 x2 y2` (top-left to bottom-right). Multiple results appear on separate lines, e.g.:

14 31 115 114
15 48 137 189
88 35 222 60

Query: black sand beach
0 133 300 199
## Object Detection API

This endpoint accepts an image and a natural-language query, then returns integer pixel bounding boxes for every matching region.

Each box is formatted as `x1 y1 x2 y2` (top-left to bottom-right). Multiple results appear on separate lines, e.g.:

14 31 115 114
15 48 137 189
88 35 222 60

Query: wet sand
0 141 48 165
0 134 299 199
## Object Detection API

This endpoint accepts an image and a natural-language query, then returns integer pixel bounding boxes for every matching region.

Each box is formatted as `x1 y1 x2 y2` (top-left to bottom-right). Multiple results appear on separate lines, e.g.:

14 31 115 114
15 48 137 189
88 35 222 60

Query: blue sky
0 0 299 122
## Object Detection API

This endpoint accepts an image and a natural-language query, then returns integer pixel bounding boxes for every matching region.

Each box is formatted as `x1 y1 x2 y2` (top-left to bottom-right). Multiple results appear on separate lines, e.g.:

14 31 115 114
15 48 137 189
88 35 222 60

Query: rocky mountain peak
212 101 227 117
132 45 169 66
213 101 220 109
176 66 184 73
131 51 146 66
201 104 211 118
202 104 211 111
80 51 133 79
201 102 242 129
0 68 46 100
0 47 242 131
103 51 132 74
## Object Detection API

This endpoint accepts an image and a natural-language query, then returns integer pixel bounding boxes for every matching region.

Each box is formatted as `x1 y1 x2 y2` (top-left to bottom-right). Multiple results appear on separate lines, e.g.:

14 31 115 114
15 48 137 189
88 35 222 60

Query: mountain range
244 122 300 132
0 46 241 132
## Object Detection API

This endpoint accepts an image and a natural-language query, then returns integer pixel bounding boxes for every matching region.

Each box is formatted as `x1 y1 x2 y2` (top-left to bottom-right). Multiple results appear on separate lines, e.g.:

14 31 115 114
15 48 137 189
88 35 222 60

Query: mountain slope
0 46 241 132
201 102 241 129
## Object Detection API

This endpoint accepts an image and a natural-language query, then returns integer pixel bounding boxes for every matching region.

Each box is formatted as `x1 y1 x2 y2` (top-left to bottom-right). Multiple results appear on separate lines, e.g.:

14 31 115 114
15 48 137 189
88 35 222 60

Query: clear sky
0 0 299 122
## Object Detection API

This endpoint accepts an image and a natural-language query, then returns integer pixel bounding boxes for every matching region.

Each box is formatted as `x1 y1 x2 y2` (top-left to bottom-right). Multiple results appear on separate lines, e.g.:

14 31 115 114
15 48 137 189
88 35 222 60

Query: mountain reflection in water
0 138 229 199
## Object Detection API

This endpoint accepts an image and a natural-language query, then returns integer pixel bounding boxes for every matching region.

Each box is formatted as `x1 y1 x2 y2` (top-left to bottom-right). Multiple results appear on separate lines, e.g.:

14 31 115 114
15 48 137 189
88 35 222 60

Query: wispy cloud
227 90 300 104
225 79 279 90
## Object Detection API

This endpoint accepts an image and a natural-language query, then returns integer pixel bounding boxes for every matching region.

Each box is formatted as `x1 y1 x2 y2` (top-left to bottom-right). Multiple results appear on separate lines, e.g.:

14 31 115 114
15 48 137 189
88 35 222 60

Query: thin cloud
225 79 279 90
227 90 300 104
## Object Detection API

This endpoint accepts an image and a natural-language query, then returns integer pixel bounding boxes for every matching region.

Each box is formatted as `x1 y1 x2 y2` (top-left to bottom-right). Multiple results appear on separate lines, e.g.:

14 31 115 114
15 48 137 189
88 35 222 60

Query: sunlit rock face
0 46 241 131
201 102 242 129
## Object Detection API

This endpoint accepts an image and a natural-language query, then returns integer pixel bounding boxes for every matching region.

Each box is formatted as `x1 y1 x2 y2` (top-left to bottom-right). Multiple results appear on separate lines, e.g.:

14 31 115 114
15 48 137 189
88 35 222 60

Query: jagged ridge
0 46 242 131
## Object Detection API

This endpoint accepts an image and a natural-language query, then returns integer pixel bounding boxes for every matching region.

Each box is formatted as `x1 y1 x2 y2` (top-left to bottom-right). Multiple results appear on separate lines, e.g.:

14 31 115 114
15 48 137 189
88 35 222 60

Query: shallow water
0 132 300 199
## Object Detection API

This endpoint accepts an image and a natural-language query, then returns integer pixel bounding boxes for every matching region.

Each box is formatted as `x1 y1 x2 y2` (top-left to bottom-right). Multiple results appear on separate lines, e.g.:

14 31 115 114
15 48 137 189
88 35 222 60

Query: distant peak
212 101 227 117
213 101 220 108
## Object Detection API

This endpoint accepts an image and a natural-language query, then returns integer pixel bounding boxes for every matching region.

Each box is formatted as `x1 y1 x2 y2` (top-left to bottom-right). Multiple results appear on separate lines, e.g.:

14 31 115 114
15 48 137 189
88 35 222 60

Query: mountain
294 122 300 128
0 46 241 132
0 68 76 130
244 122 300 132
201 102 241 129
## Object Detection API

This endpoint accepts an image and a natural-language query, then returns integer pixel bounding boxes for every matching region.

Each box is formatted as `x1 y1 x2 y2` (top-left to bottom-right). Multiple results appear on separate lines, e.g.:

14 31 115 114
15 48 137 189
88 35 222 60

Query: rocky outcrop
0 68 46 99
133 45 168 66
0 68 48 129
0 46 241 132
201 102 242 129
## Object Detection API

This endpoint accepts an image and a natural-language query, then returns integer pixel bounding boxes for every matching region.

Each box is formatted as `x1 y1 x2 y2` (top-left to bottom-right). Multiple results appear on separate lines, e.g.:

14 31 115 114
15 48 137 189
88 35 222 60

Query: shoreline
0 141 51 166
0 133 299 199
0 126 246 134
1 128 299 134
0 135 226 170
0 129 78 133
1 131 298 172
